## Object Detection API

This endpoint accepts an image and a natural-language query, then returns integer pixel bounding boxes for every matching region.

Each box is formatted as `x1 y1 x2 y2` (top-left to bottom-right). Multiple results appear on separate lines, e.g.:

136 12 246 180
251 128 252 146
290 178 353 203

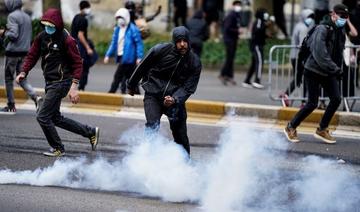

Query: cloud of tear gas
0 122 359 211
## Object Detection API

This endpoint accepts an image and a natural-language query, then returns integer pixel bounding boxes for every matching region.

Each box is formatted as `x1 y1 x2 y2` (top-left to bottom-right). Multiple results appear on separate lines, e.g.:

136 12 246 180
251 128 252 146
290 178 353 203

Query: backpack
297 25 331 71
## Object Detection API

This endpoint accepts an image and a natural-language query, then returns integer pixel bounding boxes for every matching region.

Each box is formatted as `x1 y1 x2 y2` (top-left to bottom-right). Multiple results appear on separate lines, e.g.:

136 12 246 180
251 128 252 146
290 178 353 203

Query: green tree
42 0 61 12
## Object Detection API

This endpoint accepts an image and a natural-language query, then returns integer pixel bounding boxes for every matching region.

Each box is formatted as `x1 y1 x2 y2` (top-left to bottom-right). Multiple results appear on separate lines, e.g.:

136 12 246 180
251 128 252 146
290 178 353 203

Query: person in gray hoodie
280 9 315 107
0 0 41 114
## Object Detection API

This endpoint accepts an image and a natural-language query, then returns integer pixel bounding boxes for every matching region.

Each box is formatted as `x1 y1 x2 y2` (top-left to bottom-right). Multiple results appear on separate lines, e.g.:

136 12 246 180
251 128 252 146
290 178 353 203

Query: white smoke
0 122 359 211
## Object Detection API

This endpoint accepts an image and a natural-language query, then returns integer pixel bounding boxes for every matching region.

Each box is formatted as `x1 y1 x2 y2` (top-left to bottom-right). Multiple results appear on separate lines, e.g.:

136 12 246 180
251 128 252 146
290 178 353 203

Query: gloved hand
335 70 344 80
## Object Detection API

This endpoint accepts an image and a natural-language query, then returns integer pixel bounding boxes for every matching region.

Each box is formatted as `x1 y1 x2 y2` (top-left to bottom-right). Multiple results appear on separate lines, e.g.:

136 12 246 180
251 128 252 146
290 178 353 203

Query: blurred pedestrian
314 0 329 24
133 3 162 39
273 0 288 38
280 9 315 107
243 8 271 89
16 9 99 157
284 4 357 144
127 26 202 155
104 8 143 94
186 10 209 57
202 0 224 40
0 0 41 114
71 0 98 91
173 0 187 27
218 0 242 86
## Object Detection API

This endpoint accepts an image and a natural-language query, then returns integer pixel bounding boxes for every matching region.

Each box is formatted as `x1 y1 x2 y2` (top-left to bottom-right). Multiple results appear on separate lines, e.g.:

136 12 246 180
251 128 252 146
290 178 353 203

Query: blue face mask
45 26 56 35
335 18 347 28
304 18 314 27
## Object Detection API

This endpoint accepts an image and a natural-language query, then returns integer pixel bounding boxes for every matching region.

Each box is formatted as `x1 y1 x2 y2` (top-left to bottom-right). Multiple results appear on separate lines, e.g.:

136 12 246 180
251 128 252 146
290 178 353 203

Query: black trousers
290 71 341 130
37 79 94 151
109 63 138 94
78 63 90 90
143 94 190 154
220 39 237 79
285 58 307 97
244 44 263 84
174 11 187 27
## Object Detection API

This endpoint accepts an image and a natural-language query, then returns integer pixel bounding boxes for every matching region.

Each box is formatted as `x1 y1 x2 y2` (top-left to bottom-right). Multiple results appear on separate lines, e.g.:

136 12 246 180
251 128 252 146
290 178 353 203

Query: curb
0 86 358 128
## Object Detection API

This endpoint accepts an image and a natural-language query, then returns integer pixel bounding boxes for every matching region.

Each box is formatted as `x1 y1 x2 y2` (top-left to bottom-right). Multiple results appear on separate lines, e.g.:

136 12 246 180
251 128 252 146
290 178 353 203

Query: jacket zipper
162 56 183 97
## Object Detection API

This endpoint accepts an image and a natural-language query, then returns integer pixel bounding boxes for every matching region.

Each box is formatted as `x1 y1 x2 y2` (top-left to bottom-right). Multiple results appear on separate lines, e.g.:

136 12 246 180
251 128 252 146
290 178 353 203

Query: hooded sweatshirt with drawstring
127 26 202 104
22 9 83 83
3 0 32 56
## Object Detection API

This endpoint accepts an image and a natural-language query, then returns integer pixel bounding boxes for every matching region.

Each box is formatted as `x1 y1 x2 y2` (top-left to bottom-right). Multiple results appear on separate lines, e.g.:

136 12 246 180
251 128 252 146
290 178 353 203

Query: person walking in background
186 10 209 57
243 8 271 89
0 0 41 114
284 4 357 144
272 0 288 38
314 0 329 24
127 26 202 155
218 0 242 86
16 9 100 157
202 0 224 40
280 9 315 107
104 8 143 94
173 0 187 27
71 0 98 91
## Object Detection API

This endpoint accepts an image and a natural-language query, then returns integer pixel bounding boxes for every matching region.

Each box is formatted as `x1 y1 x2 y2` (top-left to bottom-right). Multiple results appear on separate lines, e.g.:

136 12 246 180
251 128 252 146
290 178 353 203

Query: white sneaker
242 82 252 88
251 82 264 89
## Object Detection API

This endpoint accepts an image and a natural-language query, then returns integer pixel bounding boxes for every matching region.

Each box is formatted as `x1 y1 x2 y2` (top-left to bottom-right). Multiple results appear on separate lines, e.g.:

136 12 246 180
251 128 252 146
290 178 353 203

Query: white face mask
117 18 126 27
234 6 242 12
84 8 91 15
263 13 269 21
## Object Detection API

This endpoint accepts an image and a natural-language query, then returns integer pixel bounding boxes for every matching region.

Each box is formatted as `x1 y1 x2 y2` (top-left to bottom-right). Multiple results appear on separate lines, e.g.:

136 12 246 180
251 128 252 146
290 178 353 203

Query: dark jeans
37 79 94 151
220 39 237 79
290 71 341 130
245 44 264 84
109 63 139 94
143 94 190 154
5 56 37 105
78 63 90 90
174 11 187 27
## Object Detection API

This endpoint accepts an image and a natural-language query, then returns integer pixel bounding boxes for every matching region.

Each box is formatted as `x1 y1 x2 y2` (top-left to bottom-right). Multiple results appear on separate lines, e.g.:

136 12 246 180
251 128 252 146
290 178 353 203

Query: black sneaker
43 148 65 157
89 127 100 151
0 104 16 115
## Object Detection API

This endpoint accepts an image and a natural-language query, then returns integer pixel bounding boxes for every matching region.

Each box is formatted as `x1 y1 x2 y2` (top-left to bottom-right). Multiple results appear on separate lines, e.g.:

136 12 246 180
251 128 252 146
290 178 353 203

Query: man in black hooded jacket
127 26 202 155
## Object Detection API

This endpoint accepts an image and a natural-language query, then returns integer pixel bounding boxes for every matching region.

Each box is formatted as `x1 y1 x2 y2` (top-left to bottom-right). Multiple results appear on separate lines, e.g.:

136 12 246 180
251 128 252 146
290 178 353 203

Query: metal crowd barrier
268 45 360 112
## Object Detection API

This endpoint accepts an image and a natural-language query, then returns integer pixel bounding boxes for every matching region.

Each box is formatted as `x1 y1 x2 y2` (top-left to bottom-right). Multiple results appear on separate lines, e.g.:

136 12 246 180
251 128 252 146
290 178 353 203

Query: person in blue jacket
104 8 143 94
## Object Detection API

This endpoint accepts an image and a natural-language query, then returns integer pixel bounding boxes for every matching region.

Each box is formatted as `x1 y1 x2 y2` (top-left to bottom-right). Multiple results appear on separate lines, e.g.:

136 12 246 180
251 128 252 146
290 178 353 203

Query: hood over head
301 9 314 20
172 26 190 44
255 8 268 20
4 0 22 12
115 8 130 26
41 8 64 30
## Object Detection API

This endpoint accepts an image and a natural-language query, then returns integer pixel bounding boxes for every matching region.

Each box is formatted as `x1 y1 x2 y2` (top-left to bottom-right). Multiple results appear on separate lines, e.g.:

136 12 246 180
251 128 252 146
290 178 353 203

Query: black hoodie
128 26 202 104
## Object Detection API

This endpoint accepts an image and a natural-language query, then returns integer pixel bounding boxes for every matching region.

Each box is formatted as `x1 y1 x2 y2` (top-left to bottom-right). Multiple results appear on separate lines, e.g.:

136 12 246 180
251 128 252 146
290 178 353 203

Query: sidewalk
0 59 359 130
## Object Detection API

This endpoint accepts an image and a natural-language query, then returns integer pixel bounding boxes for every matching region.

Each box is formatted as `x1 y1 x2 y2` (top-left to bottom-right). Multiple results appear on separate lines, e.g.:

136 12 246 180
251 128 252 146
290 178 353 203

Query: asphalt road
1 57 359 112
0 109 360 211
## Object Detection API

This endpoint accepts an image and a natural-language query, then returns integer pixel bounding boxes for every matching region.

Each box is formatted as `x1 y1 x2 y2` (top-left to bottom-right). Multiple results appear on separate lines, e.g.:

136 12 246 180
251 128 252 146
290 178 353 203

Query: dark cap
333 4 349 17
